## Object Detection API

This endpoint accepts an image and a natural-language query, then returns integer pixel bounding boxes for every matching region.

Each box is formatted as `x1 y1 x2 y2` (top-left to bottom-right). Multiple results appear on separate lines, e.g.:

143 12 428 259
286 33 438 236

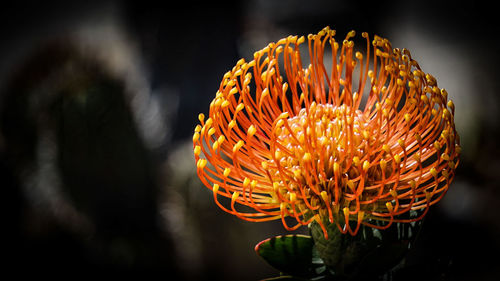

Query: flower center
274 102 368 180
267 103 393 213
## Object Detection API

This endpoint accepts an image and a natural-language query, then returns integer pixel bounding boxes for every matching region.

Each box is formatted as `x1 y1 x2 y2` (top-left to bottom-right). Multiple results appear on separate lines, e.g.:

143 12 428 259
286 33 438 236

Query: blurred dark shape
1 38 177 276
123 1 243 142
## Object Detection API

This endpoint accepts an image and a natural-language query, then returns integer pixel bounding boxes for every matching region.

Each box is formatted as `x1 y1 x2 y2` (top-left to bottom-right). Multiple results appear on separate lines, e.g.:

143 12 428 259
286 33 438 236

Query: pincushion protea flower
193 26 460 239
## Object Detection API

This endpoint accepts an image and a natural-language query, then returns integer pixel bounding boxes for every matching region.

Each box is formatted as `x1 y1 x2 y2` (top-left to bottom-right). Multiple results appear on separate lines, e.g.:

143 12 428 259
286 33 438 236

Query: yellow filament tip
430 167 438 178
193 132 200 143
261 161 269 170
382 144 390 154
232 192 240 202
394 154 401 165
380 159 387 171
362 160 370 172
333 162 340 175
197 159 207 169
247 125 257 136
233 140 244 153
303 152 312 162
320 191 329 202
353 156 360 167
227 121 236 131
398 139 405 149
194 145 201 156
208 128 216 136
198 113 205 123
236 103 245 112
343 207 350 219
243 177 250 188
386 202 394 212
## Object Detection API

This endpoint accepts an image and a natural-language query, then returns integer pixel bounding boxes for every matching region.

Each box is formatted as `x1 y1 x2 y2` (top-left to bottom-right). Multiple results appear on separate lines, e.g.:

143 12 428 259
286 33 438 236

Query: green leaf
255 234 325 278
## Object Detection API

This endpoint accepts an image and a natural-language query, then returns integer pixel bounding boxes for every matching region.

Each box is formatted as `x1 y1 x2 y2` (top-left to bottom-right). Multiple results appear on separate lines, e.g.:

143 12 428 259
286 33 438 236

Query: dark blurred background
1 1 499 280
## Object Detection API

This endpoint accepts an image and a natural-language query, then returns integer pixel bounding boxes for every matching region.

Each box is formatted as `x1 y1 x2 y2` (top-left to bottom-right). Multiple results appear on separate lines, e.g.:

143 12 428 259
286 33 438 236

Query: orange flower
193 27 460 238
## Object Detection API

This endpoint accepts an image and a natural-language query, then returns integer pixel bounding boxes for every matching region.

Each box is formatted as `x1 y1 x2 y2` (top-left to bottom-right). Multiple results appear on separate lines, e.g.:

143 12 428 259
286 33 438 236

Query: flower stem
309 218 422 279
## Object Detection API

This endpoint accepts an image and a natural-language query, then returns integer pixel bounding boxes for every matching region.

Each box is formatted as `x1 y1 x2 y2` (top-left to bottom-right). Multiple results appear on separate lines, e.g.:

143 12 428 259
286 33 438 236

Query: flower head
193 27 460 238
